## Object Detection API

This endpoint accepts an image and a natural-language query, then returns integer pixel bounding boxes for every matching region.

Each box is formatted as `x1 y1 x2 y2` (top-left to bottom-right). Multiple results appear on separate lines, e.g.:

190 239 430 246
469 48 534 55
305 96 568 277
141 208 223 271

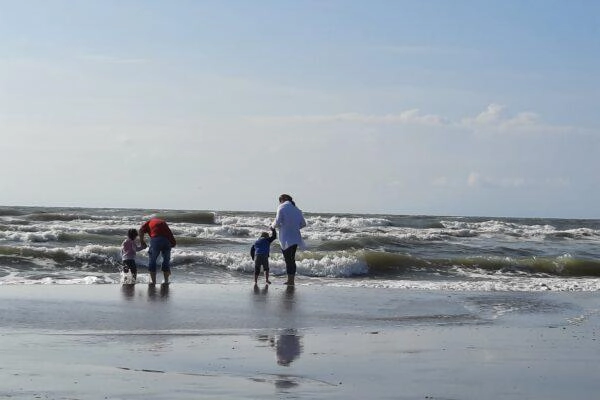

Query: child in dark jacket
250 228 277 285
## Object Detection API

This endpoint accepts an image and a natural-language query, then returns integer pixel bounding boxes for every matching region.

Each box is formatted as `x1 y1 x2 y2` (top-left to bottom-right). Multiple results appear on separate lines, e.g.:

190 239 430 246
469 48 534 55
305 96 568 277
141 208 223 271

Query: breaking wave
1 206 599 290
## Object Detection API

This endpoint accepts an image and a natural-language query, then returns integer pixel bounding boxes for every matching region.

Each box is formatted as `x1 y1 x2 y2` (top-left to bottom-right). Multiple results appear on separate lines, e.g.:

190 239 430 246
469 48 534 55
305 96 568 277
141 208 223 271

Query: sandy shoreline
1 283 599 399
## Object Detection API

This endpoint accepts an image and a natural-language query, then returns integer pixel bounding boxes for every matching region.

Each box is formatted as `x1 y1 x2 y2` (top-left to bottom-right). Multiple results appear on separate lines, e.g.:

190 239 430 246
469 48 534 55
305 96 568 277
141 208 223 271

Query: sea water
0 206 599 291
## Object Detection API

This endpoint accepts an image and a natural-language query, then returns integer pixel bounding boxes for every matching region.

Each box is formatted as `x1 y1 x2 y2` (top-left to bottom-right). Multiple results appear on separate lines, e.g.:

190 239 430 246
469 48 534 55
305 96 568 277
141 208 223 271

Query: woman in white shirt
271 194 306 286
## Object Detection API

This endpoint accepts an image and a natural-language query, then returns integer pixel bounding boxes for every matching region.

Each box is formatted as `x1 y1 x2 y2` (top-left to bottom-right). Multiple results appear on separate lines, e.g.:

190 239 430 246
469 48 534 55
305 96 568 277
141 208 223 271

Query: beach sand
1 283 599 399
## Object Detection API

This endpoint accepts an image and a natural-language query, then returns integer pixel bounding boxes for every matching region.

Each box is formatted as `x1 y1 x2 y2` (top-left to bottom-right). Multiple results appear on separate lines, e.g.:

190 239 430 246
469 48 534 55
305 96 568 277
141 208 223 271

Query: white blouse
271 201 306 251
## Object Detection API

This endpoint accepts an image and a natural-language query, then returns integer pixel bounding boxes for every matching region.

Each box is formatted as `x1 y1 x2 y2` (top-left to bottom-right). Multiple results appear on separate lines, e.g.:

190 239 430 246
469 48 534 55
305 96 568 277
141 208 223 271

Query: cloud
250 109 448 126
78 54 149 64
249 103 577 136
377 45 470 56
465 103 507 125
431 176 452 187
467 172 481 187
460 103 572 134
543 177 571 188
468 172 525 188
467 172 570 189
116 134 133 145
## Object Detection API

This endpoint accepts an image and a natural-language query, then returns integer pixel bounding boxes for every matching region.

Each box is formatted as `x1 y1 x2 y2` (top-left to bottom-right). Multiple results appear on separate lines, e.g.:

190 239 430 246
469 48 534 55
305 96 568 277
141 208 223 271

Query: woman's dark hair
127 228 138 240
279 194 296 206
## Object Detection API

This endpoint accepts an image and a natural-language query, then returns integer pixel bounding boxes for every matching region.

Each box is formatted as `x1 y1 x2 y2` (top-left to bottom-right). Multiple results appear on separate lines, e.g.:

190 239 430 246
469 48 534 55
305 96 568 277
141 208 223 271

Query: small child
250 228 277 285
121 228 146 283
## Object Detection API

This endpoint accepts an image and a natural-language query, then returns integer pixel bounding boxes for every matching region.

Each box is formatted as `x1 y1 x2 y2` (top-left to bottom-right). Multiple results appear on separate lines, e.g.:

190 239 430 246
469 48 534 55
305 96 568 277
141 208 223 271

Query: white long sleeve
272 201 306 250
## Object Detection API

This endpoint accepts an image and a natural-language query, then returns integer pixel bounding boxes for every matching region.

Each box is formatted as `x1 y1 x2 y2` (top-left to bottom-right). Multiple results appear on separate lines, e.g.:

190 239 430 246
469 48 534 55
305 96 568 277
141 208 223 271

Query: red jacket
140 218 176 247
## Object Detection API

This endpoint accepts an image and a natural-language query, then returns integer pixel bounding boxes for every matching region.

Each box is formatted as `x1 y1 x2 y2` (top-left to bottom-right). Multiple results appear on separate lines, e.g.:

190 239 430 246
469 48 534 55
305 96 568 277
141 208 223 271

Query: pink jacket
121 238 143 261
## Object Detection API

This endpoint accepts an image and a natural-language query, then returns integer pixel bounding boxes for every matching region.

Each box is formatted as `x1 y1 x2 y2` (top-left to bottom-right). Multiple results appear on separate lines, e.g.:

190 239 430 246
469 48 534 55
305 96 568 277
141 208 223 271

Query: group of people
121 194 306 286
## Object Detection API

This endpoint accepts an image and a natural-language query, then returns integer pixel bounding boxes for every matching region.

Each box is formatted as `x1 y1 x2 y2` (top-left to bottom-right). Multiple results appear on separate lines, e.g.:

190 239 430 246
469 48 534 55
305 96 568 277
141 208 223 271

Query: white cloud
468 172 526 188
78 54 149 64
467 172 570 189
467 172 481 187
460 103 572 134
116 134 133 145
250 109 447 126
431 176 451 187
377 45 470 56
544 177 571 188
386 179 404 188
466 103 506 125
248 103 575 135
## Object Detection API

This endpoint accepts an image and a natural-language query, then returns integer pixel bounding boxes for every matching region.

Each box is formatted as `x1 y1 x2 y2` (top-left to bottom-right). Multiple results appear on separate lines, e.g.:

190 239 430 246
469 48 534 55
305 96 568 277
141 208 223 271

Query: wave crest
154 212 216 225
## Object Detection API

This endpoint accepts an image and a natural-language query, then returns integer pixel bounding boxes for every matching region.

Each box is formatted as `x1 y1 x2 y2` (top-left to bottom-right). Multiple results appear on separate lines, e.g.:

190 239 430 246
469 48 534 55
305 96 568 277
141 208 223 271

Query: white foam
441 219 600 240
0 229 62 243
308 215 392 229
324 277 600 292
0 273 117 285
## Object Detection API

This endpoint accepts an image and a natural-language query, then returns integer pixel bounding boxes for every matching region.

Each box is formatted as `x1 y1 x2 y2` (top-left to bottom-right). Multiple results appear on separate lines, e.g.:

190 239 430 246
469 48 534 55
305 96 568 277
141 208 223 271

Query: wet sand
0 283 599 399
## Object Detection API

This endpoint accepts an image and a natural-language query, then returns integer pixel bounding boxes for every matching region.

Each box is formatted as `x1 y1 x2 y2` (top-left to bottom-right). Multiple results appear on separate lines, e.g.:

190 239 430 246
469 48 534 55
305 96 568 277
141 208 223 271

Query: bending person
139 217 177 285
271 194 306 286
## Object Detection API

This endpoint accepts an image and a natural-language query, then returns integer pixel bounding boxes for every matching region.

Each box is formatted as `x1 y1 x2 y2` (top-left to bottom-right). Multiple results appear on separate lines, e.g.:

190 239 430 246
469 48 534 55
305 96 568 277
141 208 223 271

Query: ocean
1 205 599 291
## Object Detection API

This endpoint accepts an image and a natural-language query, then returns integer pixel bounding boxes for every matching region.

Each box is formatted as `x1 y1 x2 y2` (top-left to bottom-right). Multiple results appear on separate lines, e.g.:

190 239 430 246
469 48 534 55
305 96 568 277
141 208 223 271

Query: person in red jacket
139 217 176 285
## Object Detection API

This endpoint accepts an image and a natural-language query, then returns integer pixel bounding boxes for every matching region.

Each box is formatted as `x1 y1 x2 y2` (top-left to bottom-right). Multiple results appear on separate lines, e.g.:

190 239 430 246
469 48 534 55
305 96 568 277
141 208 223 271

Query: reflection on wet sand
274 376 300 389
281 285 295 311
121 284 135 300
121 283 171 301
276 329 302 366
277 286 302 365
253 284 303 369
253 283 269 296
148 283 170 300
251 283 269 313
259 329 303 392
256 329 304 367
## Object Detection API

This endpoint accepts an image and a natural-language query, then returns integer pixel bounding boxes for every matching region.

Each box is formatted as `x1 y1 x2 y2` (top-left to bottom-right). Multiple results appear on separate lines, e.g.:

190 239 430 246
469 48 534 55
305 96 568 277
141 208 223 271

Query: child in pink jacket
121 228 146 283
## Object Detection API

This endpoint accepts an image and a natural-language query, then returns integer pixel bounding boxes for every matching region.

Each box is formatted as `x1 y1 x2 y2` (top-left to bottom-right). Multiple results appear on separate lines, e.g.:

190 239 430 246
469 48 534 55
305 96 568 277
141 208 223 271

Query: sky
1 0 599 218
